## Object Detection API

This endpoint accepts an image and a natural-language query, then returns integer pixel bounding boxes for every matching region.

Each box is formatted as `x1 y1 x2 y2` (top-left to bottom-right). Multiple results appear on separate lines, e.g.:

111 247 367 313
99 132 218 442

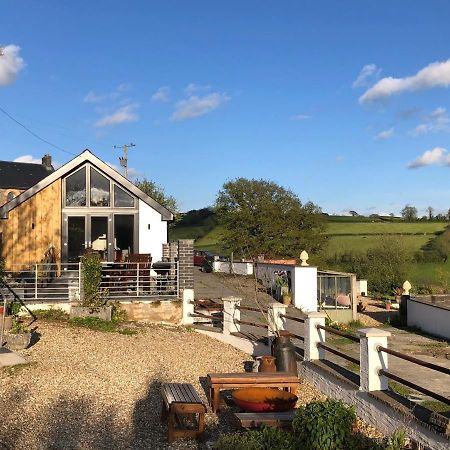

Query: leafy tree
401 205 417 221
134 178 178 213
215 178 325 259
427 206 434 220
364 237 412 294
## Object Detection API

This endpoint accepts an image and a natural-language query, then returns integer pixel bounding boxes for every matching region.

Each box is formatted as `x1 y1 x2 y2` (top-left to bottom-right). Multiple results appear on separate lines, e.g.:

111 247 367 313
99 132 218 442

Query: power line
113 143 136 179
0 105 76 156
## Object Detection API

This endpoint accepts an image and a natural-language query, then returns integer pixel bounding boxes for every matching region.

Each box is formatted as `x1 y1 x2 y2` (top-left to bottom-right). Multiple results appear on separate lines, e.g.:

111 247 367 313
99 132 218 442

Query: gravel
0 321 382 449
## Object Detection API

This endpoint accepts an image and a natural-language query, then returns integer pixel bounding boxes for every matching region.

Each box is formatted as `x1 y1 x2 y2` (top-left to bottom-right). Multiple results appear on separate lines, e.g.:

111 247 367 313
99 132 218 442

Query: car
193 250 211 266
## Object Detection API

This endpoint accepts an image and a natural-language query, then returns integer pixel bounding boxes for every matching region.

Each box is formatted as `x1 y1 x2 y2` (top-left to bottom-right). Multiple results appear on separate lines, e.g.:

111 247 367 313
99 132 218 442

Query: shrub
292 399 356 450
80 253 107 308
33 308 69 321
214 426 295 450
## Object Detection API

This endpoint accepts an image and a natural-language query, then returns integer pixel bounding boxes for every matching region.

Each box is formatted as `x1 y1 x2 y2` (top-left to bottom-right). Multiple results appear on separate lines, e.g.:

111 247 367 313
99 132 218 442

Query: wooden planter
70 306 113 321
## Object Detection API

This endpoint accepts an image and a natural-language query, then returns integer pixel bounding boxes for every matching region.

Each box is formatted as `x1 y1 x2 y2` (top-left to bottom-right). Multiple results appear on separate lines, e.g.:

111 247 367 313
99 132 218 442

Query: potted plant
274 273 289 302
1 300 20 333
392 287 403 304
383 299 391 311
6 317 32 350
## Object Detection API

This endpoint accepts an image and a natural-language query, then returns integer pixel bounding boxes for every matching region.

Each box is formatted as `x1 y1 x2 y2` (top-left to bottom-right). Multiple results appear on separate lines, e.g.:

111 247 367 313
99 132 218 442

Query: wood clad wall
0 180 61 270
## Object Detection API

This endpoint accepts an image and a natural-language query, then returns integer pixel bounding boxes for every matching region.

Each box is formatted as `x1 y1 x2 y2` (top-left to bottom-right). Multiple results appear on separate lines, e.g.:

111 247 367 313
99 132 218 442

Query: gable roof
0 160 51 189
0 149 174 221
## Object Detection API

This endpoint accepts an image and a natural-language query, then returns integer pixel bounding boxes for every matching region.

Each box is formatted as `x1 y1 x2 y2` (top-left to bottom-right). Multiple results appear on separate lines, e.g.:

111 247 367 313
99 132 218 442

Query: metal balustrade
0 261 179 302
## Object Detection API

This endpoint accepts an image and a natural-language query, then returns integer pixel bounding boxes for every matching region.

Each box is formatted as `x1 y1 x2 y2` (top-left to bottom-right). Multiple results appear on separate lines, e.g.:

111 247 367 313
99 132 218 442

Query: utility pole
113 143 136 179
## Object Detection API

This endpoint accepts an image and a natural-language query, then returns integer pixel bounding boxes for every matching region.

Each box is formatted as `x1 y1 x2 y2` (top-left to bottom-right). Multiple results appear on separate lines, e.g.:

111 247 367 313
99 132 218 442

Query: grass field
325 234 432 256
326 222 446 235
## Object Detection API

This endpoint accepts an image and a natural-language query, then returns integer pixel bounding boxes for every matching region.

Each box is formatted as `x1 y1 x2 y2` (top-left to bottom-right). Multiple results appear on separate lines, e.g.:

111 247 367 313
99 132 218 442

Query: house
0 154 54 207
0 149 173 270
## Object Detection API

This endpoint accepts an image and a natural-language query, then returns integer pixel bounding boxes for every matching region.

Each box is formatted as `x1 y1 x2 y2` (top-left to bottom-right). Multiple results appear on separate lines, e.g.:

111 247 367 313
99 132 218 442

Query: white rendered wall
293 266 318 312
138 199 168 262
213 261 254 275
357 280 368 296
408 299 450 340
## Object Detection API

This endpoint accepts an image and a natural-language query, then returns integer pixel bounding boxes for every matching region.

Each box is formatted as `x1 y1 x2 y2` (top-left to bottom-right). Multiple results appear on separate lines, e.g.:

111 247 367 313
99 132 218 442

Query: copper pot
258 355 277 372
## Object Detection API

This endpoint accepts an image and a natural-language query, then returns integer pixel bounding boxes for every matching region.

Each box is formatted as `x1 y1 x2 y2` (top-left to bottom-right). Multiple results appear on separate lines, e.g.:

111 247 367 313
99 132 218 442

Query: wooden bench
207 372 299 413
234 411 296 429
160 383 206 443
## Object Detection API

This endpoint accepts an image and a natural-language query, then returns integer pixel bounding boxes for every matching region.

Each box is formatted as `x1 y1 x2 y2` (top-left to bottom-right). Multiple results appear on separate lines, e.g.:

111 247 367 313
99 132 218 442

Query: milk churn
272 330 298 375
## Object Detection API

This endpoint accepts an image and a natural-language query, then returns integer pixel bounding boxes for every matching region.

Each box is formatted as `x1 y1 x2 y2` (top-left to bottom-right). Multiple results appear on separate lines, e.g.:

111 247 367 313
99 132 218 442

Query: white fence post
223 296 241 335
304 312 327 361
35 263 38 299
268 303 288 346
358 328 391 391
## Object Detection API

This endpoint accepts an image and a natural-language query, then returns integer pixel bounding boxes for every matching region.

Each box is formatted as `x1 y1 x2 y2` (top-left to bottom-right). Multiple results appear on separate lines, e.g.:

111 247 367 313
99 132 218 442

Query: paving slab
0 346 27 367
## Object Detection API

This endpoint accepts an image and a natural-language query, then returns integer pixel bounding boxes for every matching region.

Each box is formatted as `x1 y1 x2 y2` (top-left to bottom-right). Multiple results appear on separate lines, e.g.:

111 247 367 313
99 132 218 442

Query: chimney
42 154 54 172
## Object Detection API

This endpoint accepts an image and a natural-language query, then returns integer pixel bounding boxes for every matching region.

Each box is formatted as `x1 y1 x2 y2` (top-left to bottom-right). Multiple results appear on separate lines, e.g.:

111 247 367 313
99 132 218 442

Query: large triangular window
114 185 135 207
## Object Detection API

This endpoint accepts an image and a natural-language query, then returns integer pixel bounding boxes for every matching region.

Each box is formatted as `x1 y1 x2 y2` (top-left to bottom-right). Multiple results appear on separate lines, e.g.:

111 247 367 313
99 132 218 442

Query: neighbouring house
0 154 54 207
0 149 173 270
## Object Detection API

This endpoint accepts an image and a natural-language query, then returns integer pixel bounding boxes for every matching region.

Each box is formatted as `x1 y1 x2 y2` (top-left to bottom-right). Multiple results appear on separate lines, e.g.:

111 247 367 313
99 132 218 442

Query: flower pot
282 294 292 306
258 356 277 373
6 332 32 350
385 303 391 311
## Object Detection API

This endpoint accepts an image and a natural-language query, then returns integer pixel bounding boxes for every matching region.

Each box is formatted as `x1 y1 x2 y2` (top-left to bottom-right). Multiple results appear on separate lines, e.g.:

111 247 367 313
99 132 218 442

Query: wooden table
160 383 206 443
207 372 299 413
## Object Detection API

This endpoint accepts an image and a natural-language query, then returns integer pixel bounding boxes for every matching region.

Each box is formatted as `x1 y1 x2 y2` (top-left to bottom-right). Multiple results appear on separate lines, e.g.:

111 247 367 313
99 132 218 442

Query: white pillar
223 296 241 335
267 303 288 343
358 328 391 392
292 266 318 312
182 289 194 325
304 312 327 361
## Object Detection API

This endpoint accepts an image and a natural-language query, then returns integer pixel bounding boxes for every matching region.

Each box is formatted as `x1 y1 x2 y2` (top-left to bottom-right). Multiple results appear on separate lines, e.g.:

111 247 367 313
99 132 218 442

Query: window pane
114 184 134 207
66 168 86 206
114 215 134 261
91 216 109 260
90 168 110 207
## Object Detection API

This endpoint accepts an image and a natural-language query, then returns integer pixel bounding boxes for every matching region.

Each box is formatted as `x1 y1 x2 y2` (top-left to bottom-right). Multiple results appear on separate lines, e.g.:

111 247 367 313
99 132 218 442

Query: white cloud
407 147 450 169
290 114 311 121
151 86 170 102
410 106 450 136
171 92 230 121
0 45 25 86
106 161 142 179
360 59 450 103
13 154 41 164
184 83 211 95
95 104 138 127
84 84 131 103
352 64 381 88
374 127 395 140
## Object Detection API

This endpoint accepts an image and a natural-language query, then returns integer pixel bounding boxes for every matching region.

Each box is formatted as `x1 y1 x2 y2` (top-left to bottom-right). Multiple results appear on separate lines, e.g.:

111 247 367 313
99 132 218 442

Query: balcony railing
0 261 179 302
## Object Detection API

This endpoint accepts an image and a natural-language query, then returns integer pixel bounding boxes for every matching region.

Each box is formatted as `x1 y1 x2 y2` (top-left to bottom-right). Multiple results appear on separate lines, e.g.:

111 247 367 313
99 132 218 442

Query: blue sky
1 1 450 215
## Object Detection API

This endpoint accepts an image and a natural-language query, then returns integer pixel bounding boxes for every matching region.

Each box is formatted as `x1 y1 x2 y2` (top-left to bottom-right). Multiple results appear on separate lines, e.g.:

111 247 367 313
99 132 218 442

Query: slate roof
0 160 51 189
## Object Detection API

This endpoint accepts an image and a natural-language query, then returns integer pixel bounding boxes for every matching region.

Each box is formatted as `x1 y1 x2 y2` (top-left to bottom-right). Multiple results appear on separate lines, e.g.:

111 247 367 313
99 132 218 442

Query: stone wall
119 300 182 324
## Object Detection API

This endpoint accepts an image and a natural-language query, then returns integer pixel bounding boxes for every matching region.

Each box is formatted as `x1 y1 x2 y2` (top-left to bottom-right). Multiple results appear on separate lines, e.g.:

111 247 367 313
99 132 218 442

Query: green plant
9 317 30 334
7 301 21 316
68 317 137 336
33 308 69 321
111 302 127 323
214 426 295 450
80 253 108 309
292 399 356 450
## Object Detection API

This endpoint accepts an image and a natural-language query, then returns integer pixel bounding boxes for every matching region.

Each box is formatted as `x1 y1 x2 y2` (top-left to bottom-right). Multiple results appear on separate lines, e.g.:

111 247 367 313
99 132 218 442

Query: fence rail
379 369 450 406
317 324 360 343
317 343 360 366
280 314 305 323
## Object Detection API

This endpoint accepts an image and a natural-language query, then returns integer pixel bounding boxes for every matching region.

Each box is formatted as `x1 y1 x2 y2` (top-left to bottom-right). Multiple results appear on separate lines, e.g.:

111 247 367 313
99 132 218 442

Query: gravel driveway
0 321 326 450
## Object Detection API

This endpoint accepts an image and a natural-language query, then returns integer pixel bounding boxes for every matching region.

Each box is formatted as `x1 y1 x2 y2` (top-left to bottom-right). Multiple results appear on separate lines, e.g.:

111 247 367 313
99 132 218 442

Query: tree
401 205 417 221
427 206 434 220
215 178 326 259
349 210 358 217
134 178 178 213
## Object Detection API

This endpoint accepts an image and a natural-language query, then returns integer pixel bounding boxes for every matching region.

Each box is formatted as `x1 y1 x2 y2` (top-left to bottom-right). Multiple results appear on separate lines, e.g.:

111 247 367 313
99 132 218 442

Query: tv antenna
113 143 136 179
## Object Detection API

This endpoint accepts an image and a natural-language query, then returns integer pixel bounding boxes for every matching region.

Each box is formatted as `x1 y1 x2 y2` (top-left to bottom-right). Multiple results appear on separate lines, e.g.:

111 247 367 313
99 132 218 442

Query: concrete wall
408 298 450 340
138 199 167 262
357 279 368 296
213 261 253 276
